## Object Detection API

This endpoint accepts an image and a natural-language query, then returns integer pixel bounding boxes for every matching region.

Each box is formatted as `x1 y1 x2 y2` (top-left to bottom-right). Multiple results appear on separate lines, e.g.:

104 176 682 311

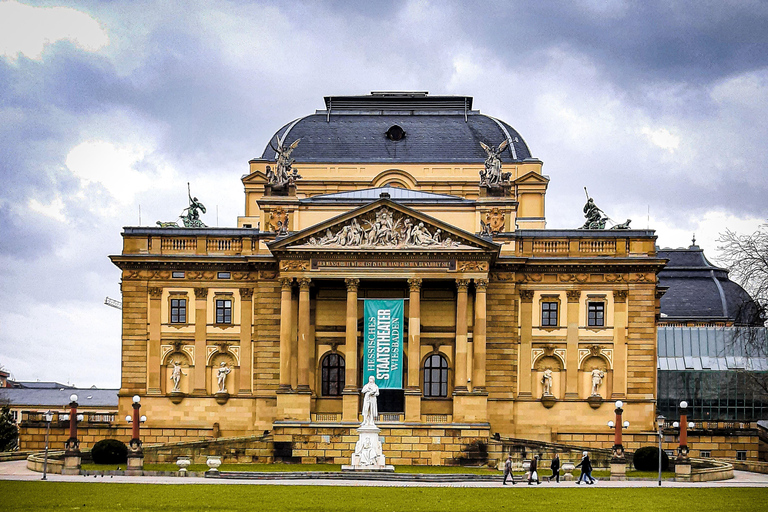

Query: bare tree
717 222 768 326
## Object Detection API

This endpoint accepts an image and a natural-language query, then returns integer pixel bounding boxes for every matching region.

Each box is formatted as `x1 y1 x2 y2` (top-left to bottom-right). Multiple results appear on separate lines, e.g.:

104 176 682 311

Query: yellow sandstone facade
110 93 665 463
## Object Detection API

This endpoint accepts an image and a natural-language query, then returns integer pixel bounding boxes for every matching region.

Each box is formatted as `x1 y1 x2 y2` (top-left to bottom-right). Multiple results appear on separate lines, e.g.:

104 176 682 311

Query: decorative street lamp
672 400 695 481
41 411 53 481
656 414 665 487
607 400 630 480
125 395 147 475
62 394 83 475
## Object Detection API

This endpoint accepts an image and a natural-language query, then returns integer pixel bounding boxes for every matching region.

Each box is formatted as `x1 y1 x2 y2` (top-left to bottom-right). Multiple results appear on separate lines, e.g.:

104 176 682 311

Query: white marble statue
170 360 187 392
541 369 553 396
361 376 379 426
591 368 605 396
217 362 232 393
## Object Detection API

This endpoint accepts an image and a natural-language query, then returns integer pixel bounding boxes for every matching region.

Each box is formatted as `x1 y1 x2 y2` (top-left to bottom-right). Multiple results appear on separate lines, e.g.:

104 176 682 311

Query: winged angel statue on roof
267 136 302 189
479 140 512 187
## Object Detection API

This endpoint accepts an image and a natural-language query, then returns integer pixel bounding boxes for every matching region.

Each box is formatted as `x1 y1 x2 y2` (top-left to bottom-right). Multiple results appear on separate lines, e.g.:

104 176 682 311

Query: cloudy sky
1 0 767 387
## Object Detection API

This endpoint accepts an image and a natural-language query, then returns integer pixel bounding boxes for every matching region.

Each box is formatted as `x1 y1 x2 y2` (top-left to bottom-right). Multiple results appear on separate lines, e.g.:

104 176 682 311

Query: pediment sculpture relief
298 207 470 249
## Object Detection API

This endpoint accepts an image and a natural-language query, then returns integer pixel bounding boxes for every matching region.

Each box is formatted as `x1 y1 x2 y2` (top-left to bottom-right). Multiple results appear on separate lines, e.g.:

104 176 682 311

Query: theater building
110 92 667 464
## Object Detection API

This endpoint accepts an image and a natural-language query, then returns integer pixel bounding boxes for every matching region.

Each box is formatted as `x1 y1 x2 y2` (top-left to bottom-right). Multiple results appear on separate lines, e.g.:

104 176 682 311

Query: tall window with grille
541 301 558 327
321 353 345 396
588 301 605 327
216 298 232 324
423 354 449 398
170 298 186 324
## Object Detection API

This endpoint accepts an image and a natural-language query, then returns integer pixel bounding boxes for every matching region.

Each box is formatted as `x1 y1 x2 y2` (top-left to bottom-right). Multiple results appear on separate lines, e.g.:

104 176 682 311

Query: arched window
321 353 345 396
423 354 449 398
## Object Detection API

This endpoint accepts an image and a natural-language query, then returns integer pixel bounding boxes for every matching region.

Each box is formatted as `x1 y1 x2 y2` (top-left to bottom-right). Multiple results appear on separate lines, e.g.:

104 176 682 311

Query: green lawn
0 482 764 512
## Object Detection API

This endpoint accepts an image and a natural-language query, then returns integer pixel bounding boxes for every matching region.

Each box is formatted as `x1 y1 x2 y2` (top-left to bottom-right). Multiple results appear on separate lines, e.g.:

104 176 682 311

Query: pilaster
518 289 534 397
612 289 628 398
565 290 580 398
406 278 422 422
238 287 254 394
147 287 163 394
343 278 360 422
454 279 470 393
297 278 311 392
193 287 208 394
278 278 293 391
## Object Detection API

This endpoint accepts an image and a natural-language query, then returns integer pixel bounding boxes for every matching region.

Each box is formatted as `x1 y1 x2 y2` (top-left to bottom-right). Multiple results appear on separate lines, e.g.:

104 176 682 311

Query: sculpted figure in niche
358 438 378 465
361 376 379 426
217 362 232 393
590 368 605 396
169 360 187 392
541 369 554 396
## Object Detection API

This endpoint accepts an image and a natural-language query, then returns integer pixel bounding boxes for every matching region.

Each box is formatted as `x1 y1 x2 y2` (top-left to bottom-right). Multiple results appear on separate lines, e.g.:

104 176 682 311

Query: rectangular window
736 451 747 461
170 298 186 324
216 299 232 324
587 302 605 327
541 301 558 327
217 272 231 280
172 271 185 279
700 450 711 458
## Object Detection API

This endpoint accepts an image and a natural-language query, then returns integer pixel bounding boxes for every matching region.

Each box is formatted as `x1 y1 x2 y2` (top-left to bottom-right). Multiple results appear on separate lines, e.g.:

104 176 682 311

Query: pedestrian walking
549 453 560 483
503 455 516 485
528 455 541 485
575 451 595 484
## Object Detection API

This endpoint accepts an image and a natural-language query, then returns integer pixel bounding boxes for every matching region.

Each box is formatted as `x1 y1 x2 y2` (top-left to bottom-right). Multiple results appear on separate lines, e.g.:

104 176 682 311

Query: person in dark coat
528 455 541 485
549 453 560 483
575 451 595 484
503 455 516 485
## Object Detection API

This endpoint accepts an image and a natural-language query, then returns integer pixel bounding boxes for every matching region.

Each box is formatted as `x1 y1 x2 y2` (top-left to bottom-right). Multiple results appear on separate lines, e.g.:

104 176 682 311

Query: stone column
612 290 628 398
472 279 488 391
565 290 581 398
278 278 293 391
239 287 254 394
297 278 311 392
454 279 470 393
518 289 534 397
193 287 208 394
405 278 422 422
147 287 163 394
342 278 360 422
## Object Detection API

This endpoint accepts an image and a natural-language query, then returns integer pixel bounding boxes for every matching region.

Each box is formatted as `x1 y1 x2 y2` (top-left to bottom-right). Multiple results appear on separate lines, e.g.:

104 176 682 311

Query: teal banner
363 299 404 389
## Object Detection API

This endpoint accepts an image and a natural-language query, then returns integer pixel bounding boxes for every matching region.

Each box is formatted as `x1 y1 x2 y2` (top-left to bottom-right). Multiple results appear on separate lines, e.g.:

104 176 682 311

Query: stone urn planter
206 456 222 473
562 462 575 481
176 457 191 474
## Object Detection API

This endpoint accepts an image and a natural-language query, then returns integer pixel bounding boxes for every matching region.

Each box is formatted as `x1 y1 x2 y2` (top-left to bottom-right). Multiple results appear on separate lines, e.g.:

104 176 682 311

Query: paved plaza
1 460 767 487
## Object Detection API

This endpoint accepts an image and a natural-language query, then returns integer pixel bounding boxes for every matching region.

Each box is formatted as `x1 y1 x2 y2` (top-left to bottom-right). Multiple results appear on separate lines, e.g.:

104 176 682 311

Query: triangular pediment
268 199 499 254
513 170 550 184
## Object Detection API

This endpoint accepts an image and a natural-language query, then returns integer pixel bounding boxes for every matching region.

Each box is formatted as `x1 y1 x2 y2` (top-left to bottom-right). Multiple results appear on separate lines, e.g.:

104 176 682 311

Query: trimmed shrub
633 446 670 471
91 439 128 465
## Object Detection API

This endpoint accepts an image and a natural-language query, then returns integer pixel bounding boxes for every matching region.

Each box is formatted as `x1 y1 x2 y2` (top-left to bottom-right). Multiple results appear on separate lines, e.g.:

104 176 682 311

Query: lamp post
62 394 82 475
125 395 146 475
607 400 630 480
41 411 53 481
656 414 665 487
672 400 695 481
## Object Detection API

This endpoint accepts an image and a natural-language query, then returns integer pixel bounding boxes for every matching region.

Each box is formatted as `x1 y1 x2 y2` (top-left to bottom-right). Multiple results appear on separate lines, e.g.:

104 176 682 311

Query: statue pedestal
341 424 394 472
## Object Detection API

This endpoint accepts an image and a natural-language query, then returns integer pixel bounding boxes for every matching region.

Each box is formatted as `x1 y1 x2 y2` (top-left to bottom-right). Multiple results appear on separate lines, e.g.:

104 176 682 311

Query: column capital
345 278 360 292
239 287 254 300
613 290 628 303
566 290 581 303
519 289 535 302
148 287 163 299
279 277 293 290
408 278 423 292
456 279 470 292
193 287 208 300
297 277 311 290
474 278 488 291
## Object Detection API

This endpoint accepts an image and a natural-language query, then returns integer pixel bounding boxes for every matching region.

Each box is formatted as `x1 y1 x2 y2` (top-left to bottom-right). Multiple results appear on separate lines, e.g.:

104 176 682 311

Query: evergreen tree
0 405 18 452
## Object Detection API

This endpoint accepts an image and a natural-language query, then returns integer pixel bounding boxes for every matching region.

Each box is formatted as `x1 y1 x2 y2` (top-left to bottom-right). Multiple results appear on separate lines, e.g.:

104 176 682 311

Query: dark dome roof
658 245 762 325
258 93 533 164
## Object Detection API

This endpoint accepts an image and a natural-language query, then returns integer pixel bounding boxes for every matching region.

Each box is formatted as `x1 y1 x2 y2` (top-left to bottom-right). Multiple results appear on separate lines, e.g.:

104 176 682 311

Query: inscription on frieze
311 259 457 270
